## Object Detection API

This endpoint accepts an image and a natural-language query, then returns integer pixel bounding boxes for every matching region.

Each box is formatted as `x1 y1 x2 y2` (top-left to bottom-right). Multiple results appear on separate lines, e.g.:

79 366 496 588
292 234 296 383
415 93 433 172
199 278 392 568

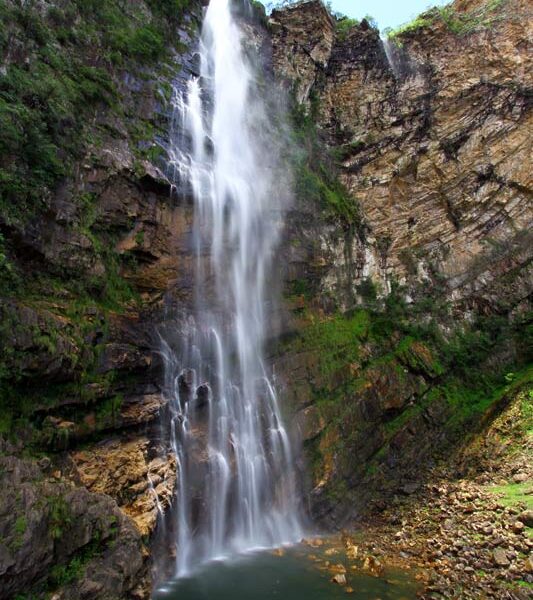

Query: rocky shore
350 387 533 599
288 386 531 599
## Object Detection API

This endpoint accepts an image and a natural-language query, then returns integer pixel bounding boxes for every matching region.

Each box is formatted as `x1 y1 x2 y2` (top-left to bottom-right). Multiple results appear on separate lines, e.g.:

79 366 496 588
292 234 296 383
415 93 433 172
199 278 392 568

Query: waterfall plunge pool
154 540 419 600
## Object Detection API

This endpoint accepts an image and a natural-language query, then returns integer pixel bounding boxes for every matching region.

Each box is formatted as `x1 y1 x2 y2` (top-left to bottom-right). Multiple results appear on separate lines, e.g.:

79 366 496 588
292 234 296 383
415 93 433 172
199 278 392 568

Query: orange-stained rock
71 437 176 537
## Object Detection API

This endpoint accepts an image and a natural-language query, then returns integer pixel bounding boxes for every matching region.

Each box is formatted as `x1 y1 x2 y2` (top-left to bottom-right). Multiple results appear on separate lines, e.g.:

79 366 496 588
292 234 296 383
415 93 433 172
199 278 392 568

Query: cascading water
160 0 303 578
381 36 419 81
382 38 402 79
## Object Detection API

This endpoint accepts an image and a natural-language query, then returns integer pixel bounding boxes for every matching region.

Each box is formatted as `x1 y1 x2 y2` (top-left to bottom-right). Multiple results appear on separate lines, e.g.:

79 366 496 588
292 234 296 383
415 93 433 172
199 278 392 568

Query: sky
265 1 449 32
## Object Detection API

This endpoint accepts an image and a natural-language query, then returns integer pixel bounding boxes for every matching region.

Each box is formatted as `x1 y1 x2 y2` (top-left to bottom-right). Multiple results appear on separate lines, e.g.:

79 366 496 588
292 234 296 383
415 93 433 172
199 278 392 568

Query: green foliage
437 0 507 36
0 0 189 225
332 139 367 161
290 99 363 227
14 515 27 535
362 15 378 30
47 529 113 590
522 389 533 437
290 268 531 484
127 25 166 62
294 162 359 223
288 278 312 300
335 17 359 41
0 0 189 444
0 232 19 294
357 277 378 304
248 0 268 25
49 556 85 588
96 394 124 428
395 336 444 378
146 0 192 22
0 3 122 224
386 0 507 43
385 12 437 43
383 402 422 435
13 518 116 596
10 515 27 550
269 0 311 9
488 481 533 510
47 495 72 540
289 311 370 378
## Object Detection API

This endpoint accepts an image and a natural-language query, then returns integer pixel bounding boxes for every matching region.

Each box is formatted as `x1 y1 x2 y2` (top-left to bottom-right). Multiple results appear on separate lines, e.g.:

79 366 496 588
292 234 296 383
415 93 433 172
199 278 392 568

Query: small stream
154 542 418 600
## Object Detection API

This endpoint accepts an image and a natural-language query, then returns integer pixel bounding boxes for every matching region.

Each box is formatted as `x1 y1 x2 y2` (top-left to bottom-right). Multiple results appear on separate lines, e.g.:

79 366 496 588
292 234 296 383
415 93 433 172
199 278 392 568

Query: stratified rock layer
272 0 532 310
269 0 532 531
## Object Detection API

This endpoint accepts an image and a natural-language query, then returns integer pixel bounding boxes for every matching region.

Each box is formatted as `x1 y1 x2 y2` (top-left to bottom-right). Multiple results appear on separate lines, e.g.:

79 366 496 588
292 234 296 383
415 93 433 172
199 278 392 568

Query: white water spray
161 0 303 577
382 37 401 79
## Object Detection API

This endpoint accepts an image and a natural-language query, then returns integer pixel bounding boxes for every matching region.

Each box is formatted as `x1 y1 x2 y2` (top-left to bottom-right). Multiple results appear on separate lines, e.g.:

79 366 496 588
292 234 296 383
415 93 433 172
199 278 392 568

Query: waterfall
160 0 303 577
381 37 419 81
382 37 401 79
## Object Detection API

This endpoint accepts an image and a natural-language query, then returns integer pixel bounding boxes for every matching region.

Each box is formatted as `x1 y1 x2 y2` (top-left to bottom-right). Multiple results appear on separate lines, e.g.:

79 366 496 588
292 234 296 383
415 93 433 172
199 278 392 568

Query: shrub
385 12 437 43
335 17 359 41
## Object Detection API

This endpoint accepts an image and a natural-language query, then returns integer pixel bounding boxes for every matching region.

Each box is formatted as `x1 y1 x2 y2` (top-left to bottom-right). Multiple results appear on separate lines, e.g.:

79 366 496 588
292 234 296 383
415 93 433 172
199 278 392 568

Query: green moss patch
488 482 533 511
290 95 364 229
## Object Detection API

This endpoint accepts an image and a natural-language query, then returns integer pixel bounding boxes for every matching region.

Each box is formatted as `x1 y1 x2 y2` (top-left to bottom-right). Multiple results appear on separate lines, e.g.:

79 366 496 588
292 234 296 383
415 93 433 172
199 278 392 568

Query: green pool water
154 543 418 600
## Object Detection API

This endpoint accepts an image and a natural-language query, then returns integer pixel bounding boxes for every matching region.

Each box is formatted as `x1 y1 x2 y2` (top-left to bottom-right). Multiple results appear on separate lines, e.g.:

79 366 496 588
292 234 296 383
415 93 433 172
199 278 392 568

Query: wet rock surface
70 437 177 537
0 1 204 597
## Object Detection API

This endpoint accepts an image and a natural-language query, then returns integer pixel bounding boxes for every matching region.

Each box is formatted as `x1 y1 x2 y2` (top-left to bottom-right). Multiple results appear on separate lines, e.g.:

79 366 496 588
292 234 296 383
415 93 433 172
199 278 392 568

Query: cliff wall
0 1 203 596
269 0 532 525
0 0 531 597
273 0 532 310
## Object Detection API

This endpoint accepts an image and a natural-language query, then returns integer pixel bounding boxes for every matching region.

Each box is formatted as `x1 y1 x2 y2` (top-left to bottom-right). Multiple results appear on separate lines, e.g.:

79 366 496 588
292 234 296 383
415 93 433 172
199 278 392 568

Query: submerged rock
195 383 211 410
362 556 384 577
331 573 347 585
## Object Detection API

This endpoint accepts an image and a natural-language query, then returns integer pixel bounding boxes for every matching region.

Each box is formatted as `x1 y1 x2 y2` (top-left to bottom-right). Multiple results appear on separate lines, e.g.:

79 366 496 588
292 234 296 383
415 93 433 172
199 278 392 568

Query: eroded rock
0 454 147 599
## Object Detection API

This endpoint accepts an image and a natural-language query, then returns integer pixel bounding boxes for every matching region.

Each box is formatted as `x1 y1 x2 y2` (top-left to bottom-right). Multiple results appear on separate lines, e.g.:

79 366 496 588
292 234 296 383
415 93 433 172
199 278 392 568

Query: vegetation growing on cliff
0 0 192 226
384 12 436 42
0 0 197 441
438 0 508 35
386 0 508 42
284 276 532 506
334 14 377 41
290 95 364 229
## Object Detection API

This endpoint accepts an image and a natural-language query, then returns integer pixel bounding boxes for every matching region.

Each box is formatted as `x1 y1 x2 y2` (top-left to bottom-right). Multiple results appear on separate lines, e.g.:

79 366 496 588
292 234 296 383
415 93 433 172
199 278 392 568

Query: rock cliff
0 0 203 596
272 0 532 310
0 0 531 597
269 0 532 527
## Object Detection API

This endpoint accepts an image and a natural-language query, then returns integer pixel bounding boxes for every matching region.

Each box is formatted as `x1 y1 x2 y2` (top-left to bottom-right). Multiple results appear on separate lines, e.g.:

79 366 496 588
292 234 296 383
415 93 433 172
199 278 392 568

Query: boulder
518 510 533 528
492 548 510 567
0 454 147 599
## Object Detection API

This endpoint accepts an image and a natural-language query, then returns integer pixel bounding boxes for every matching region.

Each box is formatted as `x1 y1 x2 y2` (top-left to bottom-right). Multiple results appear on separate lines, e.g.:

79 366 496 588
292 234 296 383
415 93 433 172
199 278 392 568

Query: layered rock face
273 0 532 311
270 1 335 104
269 0 532 524
0 449 148 600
